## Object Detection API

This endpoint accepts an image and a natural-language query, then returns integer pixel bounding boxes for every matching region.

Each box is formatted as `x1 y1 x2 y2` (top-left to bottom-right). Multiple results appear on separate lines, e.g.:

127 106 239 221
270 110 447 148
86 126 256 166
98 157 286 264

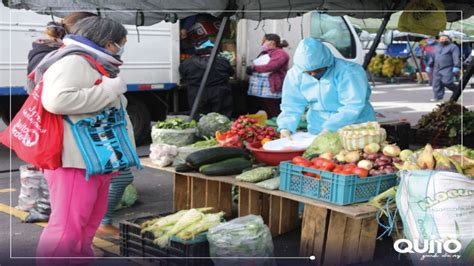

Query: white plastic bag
149 144 178 167
151 127 196 147
397 170 474 264
207 215 275 266
17 165 45 211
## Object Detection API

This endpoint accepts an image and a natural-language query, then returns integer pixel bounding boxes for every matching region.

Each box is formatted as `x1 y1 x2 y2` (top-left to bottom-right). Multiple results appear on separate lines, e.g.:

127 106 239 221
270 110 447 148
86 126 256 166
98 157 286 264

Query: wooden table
141 158 381 265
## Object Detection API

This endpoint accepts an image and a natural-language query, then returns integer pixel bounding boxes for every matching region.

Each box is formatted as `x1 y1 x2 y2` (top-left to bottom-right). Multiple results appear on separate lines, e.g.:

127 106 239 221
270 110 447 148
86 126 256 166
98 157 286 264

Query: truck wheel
126 100 151 146
0 111 9 125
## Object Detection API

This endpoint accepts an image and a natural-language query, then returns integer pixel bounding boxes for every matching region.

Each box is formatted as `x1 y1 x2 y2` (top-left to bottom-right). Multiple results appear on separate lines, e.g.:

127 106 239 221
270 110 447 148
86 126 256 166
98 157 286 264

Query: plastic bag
397 170 473 264
173 146 209 166
256 177 280 190
18 165 51 223
151 127 196 147
17 165 44 211
116 184 138 209
398 0 447 36
207 215 275 266
149 144 178 167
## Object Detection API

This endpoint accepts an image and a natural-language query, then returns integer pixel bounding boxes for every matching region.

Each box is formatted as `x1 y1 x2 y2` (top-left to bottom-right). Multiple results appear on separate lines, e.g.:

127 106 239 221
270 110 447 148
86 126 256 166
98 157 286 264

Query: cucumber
175 163 194 172
199 157 252 176
186 147 248 168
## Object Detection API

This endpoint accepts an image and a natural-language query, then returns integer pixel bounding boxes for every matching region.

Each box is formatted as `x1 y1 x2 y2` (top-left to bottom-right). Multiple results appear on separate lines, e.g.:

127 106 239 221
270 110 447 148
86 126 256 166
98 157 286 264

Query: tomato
343 164 356 171
311 158 330 169
292 156 307 165
303 167 320 179
296 161 312 168
320 160 336 171
353 167 369 178
333 165 343 173
341 168 354 176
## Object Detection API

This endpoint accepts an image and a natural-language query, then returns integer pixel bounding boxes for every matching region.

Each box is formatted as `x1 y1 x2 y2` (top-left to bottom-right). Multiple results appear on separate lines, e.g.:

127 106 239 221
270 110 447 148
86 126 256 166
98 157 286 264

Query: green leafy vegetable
187 137 218 148
303 131 343 158
196 113 231 138
154 118 196 130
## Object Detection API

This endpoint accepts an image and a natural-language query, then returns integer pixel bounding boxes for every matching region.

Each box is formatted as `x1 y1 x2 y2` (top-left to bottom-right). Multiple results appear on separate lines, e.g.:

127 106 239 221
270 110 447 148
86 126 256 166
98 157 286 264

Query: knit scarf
26 35 123 93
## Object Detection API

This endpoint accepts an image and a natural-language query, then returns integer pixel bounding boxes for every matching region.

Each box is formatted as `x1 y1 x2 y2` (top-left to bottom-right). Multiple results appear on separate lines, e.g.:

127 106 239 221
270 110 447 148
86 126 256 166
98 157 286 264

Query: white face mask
113 42 125 56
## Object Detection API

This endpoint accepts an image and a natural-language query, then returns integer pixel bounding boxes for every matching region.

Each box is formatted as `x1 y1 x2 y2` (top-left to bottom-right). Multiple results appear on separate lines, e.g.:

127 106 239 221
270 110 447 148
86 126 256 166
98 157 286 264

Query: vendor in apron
277 38 376 138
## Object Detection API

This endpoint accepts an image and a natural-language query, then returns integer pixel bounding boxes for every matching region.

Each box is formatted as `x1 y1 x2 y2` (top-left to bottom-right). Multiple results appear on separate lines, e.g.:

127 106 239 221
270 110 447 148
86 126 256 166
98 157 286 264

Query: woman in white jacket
34 17 135 264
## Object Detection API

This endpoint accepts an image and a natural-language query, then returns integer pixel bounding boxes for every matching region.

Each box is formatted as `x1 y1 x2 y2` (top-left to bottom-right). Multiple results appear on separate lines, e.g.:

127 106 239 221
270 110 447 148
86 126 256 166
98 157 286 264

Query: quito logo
394 239 462 254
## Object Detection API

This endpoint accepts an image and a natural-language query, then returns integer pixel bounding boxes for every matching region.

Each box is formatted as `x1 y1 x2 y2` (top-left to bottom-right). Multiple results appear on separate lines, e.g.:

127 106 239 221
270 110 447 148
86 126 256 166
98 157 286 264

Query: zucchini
175 163 194 172
199 157 252 176
186 147 248 168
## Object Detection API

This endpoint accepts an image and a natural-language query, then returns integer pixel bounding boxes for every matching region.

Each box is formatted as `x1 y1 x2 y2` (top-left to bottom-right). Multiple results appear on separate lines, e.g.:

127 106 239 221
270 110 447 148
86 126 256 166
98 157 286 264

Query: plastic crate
119 214 213 266
279 162 398 205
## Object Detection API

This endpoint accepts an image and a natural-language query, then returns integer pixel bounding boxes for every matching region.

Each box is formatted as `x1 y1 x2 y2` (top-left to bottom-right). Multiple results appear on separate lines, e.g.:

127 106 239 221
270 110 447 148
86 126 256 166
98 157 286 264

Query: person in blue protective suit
426 34 461 102
277 38 376 138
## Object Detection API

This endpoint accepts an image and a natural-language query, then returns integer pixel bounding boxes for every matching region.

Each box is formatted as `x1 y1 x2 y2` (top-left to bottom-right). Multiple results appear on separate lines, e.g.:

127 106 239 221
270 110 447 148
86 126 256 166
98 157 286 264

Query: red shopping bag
0 76 63 169
0 54 109 169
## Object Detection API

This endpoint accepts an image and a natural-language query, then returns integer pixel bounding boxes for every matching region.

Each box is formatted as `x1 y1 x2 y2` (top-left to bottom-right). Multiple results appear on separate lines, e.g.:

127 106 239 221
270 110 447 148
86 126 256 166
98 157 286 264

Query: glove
101 76 127 95
425 67 431 73
246 66 254 76
453 67 460 73
280 129 292 140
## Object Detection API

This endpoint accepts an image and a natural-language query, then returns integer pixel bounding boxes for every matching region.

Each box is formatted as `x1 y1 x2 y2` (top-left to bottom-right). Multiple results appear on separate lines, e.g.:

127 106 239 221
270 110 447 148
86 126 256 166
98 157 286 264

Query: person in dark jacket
426 34 461 102
27 12 98 75
27 22 65 74
179 40 235 119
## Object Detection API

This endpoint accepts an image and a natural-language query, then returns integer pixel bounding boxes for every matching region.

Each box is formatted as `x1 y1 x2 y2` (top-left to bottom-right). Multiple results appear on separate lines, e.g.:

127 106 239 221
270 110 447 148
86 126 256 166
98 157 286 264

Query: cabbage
303 132 344 157
118 184 138 209
196 113 231 138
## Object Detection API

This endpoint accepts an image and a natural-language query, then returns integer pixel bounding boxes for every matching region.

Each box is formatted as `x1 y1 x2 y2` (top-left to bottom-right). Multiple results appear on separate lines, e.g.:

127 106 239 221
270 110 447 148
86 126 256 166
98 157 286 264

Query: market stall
129 110 474 265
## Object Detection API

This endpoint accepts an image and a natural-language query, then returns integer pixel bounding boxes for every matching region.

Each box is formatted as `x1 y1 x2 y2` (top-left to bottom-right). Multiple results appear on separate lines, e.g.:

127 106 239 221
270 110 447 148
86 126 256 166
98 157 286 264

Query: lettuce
303 132 343 157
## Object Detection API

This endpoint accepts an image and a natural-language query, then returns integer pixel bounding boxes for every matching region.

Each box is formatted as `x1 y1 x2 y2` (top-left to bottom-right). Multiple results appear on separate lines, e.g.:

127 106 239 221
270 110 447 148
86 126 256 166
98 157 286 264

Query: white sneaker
429 98 443 102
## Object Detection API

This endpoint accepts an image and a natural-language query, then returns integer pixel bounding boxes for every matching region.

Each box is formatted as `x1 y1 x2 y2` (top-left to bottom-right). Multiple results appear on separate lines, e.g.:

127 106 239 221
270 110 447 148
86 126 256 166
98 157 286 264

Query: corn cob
176 212 224 240
154 209 204 247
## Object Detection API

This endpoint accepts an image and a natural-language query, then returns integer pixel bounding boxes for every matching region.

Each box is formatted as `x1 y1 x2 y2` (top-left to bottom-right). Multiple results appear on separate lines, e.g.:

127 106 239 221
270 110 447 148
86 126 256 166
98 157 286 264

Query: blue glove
425 67 431 73
453 67 460 73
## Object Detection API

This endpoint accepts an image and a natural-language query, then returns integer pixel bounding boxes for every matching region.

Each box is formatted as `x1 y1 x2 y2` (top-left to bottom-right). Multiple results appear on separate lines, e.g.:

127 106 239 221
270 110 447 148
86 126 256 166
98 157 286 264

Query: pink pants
36 168 115 265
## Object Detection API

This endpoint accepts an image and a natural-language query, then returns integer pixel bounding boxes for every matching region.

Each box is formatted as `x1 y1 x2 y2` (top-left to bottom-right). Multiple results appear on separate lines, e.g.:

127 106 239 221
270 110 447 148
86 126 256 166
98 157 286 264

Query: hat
439 33 452 40
195 39 214 50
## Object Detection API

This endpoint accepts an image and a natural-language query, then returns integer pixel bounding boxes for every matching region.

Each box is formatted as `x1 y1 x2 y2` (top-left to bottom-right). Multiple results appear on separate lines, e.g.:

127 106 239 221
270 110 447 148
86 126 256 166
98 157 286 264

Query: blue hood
293 37 334 71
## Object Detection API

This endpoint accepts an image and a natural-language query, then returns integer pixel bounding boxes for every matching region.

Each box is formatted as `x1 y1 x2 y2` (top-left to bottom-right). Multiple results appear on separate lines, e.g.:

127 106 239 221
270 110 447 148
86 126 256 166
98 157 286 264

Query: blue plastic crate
279 161 398 205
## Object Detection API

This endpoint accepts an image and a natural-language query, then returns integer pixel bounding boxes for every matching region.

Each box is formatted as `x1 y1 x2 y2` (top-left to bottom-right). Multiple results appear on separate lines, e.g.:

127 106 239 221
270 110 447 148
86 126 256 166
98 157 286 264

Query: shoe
429 98 443 102
96 224 120 240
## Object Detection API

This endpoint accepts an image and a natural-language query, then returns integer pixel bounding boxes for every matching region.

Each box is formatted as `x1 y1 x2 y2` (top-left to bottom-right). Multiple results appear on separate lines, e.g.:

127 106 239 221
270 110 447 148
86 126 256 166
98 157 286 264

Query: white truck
0 6 364 144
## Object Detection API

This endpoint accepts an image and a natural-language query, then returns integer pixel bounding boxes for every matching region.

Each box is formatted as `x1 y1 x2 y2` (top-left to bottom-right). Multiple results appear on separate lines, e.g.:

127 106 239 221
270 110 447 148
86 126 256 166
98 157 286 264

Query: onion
399 149 414 162
382 145 401 157
344 151 361 163
375 159 391 166
357 160 374 170
364 143 381 154
367 153 378 161
319 152 334 161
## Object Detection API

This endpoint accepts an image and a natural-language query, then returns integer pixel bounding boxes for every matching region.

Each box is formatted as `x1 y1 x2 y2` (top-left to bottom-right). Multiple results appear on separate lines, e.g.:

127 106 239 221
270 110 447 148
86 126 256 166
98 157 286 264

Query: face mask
114 42 125 56
441 41 450 46
261 43 269 51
